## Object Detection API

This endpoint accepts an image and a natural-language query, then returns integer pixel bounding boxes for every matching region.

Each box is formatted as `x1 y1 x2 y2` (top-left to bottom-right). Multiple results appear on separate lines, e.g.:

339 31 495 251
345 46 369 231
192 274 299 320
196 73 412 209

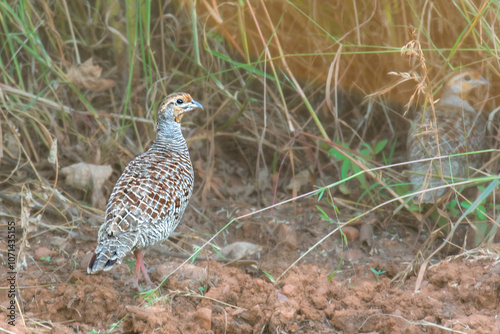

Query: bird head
157 92 204 124
441 71 490 101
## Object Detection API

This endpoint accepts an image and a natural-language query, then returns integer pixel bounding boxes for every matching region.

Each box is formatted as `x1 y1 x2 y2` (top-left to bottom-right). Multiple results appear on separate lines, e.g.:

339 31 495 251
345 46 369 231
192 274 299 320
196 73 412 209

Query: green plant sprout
328 139 388 190
261 269 277 284
328 256 344 281
370 268 386 281
191 246 203 264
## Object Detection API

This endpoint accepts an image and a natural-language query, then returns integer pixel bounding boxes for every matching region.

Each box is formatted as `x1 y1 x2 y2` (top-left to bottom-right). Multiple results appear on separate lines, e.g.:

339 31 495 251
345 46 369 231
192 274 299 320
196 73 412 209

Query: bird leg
133 249 154 289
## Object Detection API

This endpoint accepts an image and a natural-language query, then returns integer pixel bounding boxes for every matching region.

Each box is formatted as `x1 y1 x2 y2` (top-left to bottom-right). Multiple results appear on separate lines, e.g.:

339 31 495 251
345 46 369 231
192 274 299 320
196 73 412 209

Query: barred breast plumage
88 92 203 288
407 71 490 204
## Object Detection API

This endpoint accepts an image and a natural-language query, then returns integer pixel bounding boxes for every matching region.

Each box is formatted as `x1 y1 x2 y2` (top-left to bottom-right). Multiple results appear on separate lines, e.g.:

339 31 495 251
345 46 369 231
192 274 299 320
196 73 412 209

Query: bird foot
124 276 155 291
131 249 155 291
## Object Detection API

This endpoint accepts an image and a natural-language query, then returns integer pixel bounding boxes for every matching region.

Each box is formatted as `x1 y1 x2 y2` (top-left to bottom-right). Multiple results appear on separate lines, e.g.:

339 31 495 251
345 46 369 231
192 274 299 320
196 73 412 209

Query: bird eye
176 99 184 104
464 74 471 81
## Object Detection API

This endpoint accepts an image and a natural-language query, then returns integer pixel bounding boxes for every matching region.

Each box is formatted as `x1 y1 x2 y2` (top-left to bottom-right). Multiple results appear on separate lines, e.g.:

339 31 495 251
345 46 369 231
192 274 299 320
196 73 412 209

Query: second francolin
407 71 490 204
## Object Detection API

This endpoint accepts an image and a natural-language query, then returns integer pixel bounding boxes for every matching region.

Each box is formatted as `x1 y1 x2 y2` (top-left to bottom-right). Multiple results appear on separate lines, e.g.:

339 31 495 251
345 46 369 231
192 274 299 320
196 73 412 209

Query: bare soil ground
2 2 500 333
1 195 499 333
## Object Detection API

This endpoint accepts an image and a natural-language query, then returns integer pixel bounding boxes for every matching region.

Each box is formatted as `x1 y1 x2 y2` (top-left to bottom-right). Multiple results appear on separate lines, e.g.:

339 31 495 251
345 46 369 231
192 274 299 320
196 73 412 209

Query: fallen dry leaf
286 169 310 192
61 162 113 209
277 224 298 250
359 223 374 251
66 58 116 92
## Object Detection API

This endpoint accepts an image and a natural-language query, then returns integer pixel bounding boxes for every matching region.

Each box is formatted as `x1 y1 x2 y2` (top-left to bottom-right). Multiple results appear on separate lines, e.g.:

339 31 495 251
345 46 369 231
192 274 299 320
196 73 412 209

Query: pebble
341 226 360 242
277 293 288 302
34 247 54 260
282 284 295 296
54 257 66 266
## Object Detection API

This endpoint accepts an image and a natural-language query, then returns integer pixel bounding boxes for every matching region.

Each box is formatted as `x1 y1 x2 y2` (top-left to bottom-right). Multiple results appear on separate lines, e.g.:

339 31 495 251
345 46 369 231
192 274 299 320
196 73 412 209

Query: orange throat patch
174 112 184 123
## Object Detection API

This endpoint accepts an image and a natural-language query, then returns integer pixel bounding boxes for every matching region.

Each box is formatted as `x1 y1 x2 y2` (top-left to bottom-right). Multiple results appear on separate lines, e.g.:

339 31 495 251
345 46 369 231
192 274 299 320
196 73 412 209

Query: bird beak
191 99 204 111
478 76 491 87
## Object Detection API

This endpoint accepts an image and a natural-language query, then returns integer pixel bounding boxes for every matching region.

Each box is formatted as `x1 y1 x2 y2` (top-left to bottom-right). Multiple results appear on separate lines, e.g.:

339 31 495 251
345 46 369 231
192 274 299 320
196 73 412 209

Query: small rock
50 236 67 248
193 307 212 330
341 226 360 242
282 284 295 296
220 242 262 260
35 247 54 260
277 293 288 302
54 257 66 266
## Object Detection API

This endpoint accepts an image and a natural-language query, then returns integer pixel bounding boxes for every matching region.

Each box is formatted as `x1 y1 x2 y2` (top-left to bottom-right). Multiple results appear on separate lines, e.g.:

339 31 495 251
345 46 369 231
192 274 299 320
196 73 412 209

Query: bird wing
408 106 483 160
99 150 194 242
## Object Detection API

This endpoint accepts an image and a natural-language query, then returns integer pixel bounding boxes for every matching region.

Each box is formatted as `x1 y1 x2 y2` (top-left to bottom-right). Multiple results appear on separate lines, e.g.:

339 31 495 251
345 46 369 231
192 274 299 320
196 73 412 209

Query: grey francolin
88 93 202 288
407 71 490 204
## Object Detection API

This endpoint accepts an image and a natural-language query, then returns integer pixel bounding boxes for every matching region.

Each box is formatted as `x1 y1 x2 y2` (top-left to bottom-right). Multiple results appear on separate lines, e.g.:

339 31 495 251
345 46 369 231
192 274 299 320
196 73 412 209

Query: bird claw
124 276 154 291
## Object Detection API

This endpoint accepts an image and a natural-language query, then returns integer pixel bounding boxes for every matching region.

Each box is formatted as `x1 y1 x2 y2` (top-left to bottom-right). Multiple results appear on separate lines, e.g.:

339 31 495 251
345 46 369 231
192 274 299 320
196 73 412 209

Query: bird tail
410 173 446 204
